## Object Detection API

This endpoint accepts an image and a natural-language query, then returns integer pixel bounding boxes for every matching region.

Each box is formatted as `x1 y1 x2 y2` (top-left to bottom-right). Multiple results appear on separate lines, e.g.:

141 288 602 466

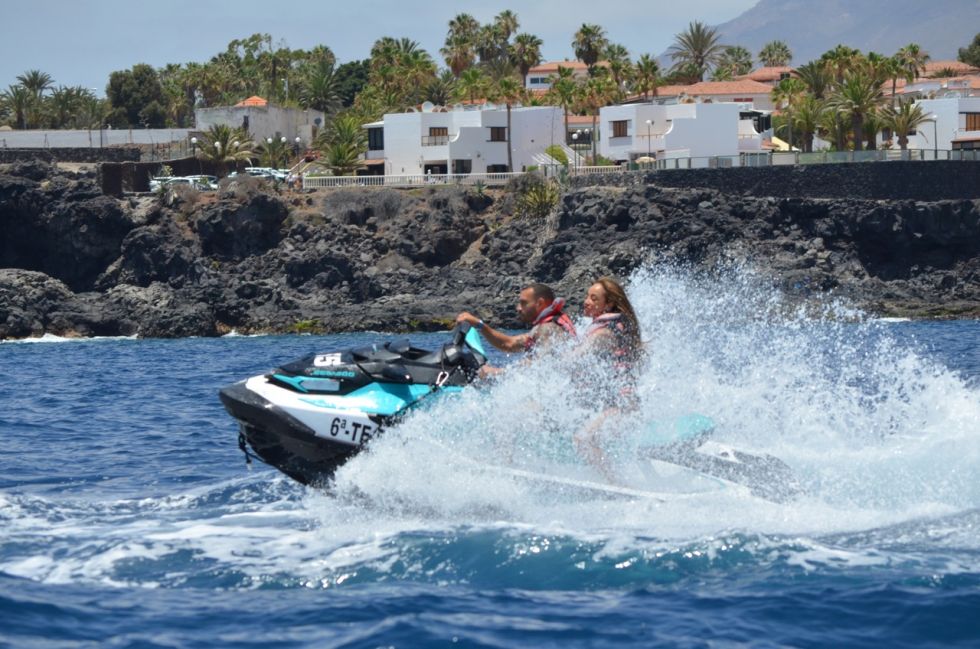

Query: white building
598 101 762 163
363 104 566 175
648 80 776 111
195 96 324 146
900 96 980 151
525 60 607 91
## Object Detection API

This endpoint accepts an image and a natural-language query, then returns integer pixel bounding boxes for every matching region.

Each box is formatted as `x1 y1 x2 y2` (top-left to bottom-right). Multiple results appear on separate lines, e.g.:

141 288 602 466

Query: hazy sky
1 0 758 93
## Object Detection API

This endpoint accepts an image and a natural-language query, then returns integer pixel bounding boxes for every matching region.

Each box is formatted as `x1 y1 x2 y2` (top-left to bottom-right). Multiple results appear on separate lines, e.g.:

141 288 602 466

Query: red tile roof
682 80 775 95
528 60 609 74
736 66 796 83
924 60 980 76
234 96 268 107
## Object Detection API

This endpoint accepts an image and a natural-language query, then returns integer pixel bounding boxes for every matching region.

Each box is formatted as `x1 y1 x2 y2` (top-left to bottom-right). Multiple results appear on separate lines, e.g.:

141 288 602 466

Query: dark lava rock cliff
1 159 979 339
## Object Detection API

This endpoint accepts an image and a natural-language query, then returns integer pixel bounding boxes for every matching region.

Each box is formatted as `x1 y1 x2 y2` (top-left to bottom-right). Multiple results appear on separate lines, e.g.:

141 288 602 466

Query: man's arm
456 311 528 353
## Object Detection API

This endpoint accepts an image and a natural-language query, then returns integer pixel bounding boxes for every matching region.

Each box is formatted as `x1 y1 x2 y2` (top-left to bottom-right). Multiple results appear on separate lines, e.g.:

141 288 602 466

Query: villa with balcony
598 101 764 165
524 60 608 91
901 96 980 151
647 80 777 111
362 103 566 176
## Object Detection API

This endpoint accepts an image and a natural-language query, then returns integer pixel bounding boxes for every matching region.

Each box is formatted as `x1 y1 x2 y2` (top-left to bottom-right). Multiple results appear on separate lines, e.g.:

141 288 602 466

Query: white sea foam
2 263 979 589
1 333 138 344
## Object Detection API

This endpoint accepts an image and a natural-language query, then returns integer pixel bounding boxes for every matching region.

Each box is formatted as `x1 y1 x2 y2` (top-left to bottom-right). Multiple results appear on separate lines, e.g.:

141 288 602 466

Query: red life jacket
585 312 635 370
524 298 577 352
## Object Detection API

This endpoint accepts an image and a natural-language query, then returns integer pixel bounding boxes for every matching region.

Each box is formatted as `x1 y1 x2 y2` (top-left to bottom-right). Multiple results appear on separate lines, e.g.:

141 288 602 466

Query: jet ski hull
219 381 374 485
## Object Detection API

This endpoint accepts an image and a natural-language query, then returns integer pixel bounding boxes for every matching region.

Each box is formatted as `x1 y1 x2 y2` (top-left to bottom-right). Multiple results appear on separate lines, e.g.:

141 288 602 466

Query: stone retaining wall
572 161 980 201
0 147 141 164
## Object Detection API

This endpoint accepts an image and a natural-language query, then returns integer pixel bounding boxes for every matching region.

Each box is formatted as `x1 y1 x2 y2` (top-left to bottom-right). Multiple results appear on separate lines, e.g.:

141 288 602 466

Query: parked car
149 175 218 191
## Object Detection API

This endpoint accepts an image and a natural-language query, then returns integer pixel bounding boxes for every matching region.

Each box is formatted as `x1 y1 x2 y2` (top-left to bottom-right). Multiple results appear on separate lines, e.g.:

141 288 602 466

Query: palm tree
771 77 806 149
299 60 342 115
456 67 487 104
821 44 862 86
896 43 930 82
494 10 520 42
792 95 825 152
313 113 367 175
758 41 793 67
796 60 832 99
510 33 543 87
545 67 579 145
862 108 884 150
17 69 54 98
16 69 54 129
423 70 457 105
442 14 480 78
829 71 884 150
715 46 753 78
580 73 616 162
196 124 256 176
604 43 633 96
47 85 91 129
441 32 477 78
881 99 931 150
447 13 480 42
2 85 31 129
255 136 292 169
573 24 609 76
668 21 725 82
633 54 661 99
489 76 526 171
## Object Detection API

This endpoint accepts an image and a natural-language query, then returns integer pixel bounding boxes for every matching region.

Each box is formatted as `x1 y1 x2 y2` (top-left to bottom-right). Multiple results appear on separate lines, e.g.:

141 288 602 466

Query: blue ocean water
2 269 980 648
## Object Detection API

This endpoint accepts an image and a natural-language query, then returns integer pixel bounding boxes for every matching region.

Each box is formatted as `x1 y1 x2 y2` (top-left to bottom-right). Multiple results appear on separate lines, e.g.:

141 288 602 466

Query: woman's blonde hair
594 276 641 351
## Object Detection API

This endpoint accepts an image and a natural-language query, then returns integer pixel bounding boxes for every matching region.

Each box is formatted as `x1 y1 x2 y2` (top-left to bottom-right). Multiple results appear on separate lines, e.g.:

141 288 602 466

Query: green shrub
515 176 560 219
544 145 568 166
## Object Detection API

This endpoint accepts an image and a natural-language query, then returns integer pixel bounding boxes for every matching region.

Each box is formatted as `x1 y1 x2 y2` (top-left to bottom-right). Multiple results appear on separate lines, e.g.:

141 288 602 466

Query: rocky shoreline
1 159 979 340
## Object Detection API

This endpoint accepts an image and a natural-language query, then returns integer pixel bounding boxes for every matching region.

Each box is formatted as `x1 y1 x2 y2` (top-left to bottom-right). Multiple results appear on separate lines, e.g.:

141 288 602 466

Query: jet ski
220 324 801 502
219 323 489 485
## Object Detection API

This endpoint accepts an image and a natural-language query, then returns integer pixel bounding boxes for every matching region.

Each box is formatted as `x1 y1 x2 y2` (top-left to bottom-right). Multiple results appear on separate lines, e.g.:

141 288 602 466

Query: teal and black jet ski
220 323 801 501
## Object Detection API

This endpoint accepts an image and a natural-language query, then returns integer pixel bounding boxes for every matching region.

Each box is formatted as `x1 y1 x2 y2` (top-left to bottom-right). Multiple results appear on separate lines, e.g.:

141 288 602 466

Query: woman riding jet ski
219 324 488 485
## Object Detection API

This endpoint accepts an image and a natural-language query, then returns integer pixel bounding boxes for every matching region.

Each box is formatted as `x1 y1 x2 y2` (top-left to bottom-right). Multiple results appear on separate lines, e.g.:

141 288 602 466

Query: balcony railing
421 135 451 146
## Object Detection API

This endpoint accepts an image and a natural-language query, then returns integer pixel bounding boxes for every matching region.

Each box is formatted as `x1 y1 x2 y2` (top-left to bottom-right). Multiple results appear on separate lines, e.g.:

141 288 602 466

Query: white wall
380 106 564 175
904 97 980 150
195 105 323 145
0 128 191 147
600 102 741 162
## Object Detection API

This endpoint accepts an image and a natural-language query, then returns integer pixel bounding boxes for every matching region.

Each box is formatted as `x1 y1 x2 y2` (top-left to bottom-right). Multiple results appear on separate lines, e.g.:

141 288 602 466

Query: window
422 126 450 146
529 77 548 85
452 159 472 174
367 127 384 151
487 164 509 173
489 126 507 142
965 113 980 131
611 120 628 138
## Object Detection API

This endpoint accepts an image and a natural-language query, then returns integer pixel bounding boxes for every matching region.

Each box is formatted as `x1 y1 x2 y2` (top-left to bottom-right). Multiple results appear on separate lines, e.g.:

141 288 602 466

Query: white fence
303 149 979 189
303 171 525 189
642 148 979 171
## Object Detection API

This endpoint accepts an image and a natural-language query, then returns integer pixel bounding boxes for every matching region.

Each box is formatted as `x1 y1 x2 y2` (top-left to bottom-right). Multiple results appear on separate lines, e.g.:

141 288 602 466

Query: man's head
516 283 555 325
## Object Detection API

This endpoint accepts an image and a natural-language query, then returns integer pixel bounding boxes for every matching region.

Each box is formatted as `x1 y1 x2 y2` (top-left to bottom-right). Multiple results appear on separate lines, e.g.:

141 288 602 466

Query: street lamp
190 136 197 156
571 132 579 174
645 119 653 161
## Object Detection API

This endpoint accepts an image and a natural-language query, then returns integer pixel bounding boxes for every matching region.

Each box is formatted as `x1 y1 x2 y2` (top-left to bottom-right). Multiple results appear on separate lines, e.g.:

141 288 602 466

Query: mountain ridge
712 0 979 67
